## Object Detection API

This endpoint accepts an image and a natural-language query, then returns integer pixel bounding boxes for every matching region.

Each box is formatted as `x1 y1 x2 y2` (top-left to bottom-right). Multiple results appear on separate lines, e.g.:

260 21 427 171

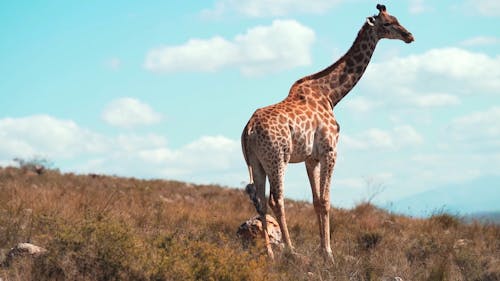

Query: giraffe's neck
292 23 379 108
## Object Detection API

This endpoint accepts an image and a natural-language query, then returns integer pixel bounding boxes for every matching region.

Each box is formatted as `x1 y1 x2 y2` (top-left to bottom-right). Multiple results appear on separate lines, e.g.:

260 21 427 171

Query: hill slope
0 167 499 280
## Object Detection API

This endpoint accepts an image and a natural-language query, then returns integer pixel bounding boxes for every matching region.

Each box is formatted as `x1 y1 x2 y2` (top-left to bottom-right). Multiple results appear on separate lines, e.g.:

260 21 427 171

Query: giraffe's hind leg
267 161 294 252
246 160 274 258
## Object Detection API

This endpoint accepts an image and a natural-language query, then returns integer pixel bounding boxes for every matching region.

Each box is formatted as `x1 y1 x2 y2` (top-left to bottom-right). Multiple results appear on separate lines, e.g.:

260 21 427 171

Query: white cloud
448 106 500 148
0 114 243 185
202 0 343 18
79 134 243 183
144 37 238 73
102 97 162 128
410 93 461 107
460 36 500 47
0 115 107 160
343 96 381 113
390 107 500 189
462 0 500 16
341 125 423 150
365 128 394 148
452 107 500 129
173 136 241 172
371 48 500 91
362 48 500 109
144 20 315 75
394 125 424 146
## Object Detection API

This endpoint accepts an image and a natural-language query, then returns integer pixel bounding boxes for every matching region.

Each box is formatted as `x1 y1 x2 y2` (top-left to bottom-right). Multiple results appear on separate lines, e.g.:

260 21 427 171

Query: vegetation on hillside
0 167 499 280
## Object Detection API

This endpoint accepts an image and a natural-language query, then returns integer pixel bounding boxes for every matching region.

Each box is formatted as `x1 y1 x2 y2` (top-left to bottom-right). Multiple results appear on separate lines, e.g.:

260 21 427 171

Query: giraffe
241 4 414 261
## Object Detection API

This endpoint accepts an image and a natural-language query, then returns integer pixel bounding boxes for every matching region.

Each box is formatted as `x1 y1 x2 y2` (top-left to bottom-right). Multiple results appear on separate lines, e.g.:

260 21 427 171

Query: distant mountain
465 211 500 224
383 176 500 218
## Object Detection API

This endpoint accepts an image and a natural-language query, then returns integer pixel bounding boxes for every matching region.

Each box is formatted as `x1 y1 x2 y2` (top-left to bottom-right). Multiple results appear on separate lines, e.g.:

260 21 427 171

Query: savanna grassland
0 167 499 281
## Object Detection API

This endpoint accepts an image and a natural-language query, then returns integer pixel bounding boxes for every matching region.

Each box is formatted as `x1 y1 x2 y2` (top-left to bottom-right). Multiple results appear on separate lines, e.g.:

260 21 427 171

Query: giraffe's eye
383 23 391 27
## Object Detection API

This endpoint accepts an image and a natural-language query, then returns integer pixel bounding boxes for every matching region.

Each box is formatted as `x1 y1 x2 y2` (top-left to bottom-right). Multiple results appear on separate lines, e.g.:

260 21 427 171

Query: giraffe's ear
366 16 376 26
376 4 386 12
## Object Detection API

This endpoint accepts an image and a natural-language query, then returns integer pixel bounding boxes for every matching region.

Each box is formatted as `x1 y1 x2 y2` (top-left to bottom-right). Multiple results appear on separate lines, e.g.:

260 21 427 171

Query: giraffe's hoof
278 247 311 264
266 246 275 260
323 251 335 264
293 251 312 264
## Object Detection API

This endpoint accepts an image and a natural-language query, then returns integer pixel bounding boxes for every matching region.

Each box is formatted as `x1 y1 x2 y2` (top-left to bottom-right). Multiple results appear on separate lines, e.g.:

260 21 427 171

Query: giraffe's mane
290 22 372 89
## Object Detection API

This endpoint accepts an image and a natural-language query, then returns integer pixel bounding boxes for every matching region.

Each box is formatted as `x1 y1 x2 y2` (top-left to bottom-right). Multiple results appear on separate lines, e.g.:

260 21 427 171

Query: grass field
0 167 499 280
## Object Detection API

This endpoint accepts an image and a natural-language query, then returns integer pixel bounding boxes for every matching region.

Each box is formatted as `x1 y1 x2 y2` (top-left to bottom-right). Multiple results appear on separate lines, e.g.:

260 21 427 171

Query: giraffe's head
366 4 414 44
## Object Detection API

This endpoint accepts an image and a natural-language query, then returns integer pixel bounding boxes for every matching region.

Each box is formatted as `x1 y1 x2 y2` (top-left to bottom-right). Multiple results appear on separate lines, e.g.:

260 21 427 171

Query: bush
152 233 271 281
33 216 146 281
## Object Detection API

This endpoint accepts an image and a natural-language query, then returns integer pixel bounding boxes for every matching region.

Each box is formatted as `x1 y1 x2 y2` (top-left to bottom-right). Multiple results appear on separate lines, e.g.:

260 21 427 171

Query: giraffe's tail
241 123 254 185
241 124 262 213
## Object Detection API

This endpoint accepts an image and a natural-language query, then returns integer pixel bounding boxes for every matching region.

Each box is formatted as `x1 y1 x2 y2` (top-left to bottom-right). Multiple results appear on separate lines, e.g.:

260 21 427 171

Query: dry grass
0 167 499 280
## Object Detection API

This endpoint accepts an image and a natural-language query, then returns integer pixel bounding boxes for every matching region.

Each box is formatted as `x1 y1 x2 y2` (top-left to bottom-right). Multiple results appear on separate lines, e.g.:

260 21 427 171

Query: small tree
363 177 386 204
13 156 55 175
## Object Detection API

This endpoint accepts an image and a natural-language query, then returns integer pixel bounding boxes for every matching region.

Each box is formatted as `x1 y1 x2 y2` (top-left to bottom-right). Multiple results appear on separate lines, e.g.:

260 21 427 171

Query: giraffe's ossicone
241 4 414 261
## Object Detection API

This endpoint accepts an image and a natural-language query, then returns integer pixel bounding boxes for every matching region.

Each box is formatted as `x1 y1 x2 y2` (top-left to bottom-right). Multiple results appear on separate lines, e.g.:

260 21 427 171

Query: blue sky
1 1 499 212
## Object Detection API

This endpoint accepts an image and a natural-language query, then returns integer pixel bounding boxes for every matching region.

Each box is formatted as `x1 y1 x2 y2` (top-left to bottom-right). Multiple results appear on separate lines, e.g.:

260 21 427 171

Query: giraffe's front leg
305 158 325 251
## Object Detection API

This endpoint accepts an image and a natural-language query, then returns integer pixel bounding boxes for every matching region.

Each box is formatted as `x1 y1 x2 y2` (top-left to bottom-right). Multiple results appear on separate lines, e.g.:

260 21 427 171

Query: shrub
357 231 382 251
152 233 271 281
430 213 461 229
33 216 146 281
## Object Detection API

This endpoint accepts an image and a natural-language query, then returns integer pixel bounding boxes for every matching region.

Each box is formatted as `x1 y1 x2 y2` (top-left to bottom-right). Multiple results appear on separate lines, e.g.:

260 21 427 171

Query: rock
382 277 404 281
34 165 45 175
237 214 282 247
2 243 47 267
343 255 357 262
453 238 471 249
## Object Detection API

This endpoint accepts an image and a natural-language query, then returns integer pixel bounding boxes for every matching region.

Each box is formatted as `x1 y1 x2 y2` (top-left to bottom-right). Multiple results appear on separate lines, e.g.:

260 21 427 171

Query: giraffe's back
244 99 338 165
